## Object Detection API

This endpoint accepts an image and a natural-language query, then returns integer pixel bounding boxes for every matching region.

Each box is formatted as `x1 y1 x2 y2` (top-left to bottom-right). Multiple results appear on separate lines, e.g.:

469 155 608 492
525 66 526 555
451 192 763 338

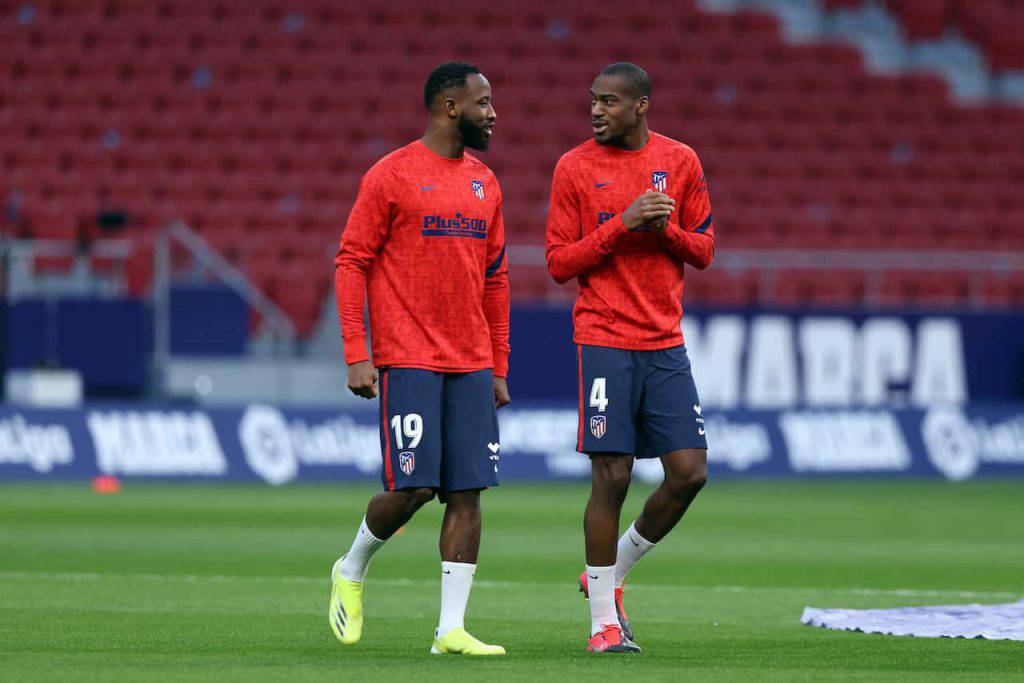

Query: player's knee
666 461 707 498
405 487 436 509
444 490 480 515
687 463 708 492
593 464 632 499
609 468 633 495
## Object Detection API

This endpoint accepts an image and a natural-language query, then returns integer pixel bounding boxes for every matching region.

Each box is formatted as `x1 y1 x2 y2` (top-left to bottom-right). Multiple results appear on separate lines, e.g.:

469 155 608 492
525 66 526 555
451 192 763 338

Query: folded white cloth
801 599 1024 641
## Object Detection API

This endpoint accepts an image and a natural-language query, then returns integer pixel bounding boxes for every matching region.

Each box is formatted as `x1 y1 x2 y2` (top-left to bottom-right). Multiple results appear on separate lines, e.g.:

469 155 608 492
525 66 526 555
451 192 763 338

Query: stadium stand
2 0 1023 333
824 0 1024 70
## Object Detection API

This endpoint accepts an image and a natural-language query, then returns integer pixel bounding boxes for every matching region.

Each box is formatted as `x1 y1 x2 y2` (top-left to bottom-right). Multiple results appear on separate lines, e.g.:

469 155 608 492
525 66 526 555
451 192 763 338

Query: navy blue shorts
577 344 707 458
378 368 499 497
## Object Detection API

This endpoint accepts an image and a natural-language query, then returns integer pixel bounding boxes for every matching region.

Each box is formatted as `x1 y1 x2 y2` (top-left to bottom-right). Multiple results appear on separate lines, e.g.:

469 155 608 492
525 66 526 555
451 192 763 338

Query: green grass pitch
1 480 1022 681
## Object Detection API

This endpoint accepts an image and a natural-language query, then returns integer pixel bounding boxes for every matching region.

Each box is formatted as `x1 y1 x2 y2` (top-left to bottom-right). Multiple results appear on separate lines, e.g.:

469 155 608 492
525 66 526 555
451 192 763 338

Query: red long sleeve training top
545 132 715 350
335 141 510 377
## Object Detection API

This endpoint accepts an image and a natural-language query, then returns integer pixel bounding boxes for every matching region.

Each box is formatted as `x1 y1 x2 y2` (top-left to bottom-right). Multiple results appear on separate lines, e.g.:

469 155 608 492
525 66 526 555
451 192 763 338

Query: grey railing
509 245 1024 306
152 220 296 374
1 238 133 302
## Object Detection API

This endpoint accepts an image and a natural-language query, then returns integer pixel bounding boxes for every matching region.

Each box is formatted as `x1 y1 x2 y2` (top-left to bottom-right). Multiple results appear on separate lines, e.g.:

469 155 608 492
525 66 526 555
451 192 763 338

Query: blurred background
2 0 1024 483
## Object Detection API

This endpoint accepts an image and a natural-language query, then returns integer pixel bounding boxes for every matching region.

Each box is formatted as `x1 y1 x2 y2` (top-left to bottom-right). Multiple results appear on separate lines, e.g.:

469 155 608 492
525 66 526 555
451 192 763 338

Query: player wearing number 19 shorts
546 63 716 653
329 62 509 656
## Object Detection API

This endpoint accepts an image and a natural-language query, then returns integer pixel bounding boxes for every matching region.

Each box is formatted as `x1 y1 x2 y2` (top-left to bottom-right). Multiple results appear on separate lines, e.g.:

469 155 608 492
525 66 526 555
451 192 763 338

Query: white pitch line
0 571 1019 600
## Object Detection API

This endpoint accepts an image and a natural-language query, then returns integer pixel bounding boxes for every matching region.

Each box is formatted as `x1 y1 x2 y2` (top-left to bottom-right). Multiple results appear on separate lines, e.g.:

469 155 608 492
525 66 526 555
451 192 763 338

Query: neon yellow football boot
328 557 363 645
430 627 506 655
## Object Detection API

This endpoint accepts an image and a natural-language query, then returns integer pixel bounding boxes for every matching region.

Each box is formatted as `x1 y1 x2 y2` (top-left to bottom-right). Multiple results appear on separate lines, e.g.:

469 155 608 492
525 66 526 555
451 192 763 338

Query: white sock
615 522 656 586
437 561 476 638
585 564 617 636
337 517 386 582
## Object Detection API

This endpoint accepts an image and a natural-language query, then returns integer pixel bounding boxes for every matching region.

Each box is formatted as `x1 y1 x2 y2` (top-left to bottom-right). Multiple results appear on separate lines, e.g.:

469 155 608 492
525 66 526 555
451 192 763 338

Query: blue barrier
3 286 247 394
2 402 1023 484
6 302 1024 404
6 299 149 392
510 307 1024 403
169 284 248 356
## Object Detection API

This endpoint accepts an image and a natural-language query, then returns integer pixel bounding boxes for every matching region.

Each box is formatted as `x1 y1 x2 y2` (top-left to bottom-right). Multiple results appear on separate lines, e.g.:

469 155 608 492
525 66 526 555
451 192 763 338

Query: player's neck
612 124 650 152
420 128 465 160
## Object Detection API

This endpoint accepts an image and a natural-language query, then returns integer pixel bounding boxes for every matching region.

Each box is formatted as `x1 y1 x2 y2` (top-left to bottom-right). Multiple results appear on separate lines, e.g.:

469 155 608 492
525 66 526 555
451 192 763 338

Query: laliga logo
921 408 978 481
238 405 298 486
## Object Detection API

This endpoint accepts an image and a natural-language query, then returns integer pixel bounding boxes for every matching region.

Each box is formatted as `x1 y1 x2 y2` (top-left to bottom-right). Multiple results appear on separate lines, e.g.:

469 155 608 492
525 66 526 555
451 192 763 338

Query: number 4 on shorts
589 378 608 413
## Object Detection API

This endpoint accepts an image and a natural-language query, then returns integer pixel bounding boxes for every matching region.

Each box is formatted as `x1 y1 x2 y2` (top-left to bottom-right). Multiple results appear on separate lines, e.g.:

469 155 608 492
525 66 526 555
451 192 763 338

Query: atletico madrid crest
590 415 607 439
399 451 415 475
652 171 668 192
470 179 485 200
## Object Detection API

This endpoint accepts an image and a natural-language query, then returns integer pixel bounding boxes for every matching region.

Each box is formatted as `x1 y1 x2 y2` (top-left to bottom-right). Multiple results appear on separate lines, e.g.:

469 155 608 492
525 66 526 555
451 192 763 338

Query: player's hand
622 189 675 229
347 360 378 399
493 376 511 409
647 215 669 232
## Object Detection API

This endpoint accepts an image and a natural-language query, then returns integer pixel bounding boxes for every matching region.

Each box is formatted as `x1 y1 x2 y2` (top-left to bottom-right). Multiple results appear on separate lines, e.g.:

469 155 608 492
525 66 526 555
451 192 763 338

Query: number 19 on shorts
390 413 423 449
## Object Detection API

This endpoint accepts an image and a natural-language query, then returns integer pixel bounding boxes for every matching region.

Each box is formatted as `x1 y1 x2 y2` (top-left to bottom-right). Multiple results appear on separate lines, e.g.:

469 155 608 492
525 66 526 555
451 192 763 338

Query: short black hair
424 61 480 109
599 62 651 99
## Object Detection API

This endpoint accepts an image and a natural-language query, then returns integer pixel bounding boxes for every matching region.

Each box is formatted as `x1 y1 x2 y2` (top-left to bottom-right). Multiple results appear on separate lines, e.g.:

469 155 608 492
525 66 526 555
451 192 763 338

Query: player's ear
636 96 649 116
444 96 459 120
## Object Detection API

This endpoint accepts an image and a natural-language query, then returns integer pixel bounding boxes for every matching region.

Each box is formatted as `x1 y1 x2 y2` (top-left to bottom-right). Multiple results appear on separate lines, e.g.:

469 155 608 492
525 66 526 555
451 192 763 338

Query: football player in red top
546 63 715 653
329 62 508 656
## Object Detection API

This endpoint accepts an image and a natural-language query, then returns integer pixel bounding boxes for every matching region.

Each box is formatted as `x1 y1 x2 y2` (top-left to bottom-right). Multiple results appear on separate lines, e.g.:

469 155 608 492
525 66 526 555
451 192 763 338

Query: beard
458 115 490 151
594 126 621 146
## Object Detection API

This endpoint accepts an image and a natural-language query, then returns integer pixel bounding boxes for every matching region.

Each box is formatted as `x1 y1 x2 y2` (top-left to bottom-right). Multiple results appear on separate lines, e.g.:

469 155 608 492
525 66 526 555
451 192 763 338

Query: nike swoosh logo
442 570 452 574
594 181 614 188
630 538 640 547
588 574 599 580
421 185 435 191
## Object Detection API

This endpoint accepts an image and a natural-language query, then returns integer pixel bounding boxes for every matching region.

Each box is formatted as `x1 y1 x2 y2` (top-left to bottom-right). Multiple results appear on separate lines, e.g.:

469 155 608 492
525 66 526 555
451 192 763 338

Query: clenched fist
347 360 378 399
622 189 676 229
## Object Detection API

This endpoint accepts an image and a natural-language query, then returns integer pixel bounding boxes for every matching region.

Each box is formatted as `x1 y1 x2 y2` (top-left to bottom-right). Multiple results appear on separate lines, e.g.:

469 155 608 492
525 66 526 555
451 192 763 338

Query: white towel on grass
801 599 1024 641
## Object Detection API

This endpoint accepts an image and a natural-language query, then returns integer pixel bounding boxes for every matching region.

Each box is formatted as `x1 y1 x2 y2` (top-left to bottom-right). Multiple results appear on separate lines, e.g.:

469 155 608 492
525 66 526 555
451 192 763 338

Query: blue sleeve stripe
694 214 713 234
486 245 506 276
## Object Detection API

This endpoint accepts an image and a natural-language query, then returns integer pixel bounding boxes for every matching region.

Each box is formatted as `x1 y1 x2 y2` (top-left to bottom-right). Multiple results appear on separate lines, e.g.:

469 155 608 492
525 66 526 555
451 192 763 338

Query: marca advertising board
2 403 1023 484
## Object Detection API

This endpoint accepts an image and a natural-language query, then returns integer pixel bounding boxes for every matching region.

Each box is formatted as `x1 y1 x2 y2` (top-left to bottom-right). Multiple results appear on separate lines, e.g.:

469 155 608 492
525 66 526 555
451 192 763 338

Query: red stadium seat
4 0 1022 329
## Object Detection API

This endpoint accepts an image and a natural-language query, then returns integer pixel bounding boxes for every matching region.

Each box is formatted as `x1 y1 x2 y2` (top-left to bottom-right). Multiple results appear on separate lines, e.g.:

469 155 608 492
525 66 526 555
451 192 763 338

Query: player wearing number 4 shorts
329 62 508 656
546 63 716 653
